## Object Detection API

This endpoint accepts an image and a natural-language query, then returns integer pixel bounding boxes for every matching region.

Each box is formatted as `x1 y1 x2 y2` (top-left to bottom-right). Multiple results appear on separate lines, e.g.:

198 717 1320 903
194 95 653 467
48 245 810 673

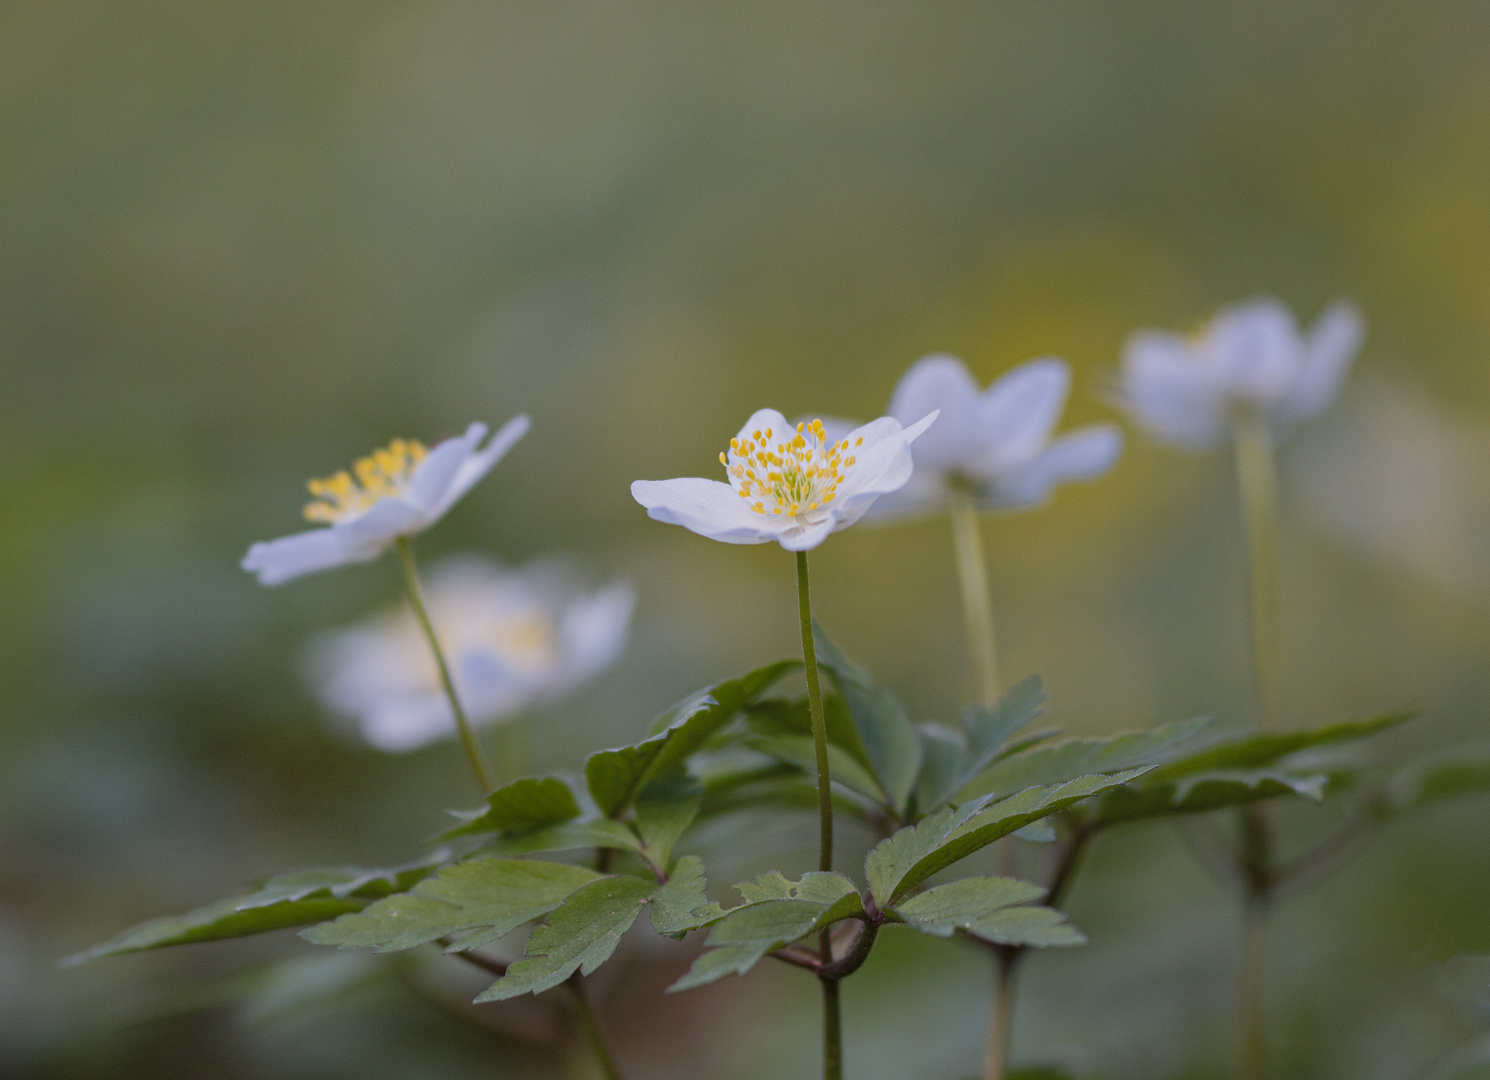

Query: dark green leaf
912 677 1050 814
741 733 887 803
635 772 704 869
667 870 864 992
1094 768 1335 825
63 855 450 965
812 620 922 814
962 717 1213 803
301 859 599 954
438 777 582 839
476 875 657 1000
1143 711 1413 782
649 855 723 937
587 660 800 817
745 693 874 774
865 769 1152 907
889 876 1084 948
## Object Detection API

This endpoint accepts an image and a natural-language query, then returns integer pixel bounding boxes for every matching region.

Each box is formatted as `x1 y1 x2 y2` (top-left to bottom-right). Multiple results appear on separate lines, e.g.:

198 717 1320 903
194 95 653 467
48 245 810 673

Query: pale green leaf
476 875 657 1000
812 621 922 814
301 859 599 954
438 777 582 839
889 875 1083 948
1383 746 1490 814
741 733 887 803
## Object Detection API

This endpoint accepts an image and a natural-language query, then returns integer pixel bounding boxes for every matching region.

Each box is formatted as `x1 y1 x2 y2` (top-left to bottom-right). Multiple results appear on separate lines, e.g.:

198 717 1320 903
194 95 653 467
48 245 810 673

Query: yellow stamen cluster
720 418 862 517
304 438 429 523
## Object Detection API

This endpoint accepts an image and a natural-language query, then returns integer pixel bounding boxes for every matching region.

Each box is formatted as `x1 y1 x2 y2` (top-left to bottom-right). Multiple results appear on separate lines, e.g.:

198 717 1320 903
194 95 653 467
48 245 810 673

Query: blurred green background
4 1 1490 1077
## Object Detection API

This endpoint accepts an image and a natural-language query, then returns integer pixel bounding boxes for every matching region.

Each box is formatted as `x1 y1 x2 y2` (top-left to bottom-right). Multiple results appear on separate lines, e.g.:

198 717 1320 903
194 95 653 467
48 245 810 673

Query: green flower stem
948 486 1001 706
396 536 496 794
1233 410 1284 731
795 549 840 1080
567 973 625 1080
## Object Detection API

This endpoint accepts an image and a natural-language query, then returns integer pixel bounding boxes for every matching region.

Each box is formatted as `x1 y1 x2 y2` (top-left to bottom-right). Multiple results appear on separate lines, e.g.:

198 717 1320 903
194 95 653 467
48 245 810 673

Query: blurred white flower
1120 298 1364 448
243 417 530 586
630 409 937 551
836 354 1121 521
308 557 635 751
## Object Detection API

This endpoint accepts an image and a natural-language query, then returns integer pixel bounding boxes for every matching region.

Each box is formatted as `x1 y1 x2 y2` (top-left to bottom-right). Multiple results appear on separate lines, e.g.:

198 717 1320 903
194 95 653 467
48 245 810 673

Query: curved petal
888 355 981 471
406 422 487 513
1206 298 1301 405
1277 301 1363 423
978 425 1123 510
335 495 428 546
1121 332 1229 449
830 411 937 523
431 414 532 518
777 516 839 551
733 408 792 448
359 695 461 751
242 528 372 586
975 358 1071 471
630 477 780 544
857 468 947 523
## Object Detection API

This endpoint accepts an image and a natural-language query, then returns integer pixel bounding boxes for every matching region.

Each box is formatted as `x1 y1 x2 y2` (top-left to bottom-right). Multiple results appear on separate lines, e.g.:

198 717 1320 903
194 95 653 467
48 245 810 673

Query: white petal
335 495 429 545
242 528 375 586
630 477 780 544
734 408 793 447
776 516 839 551
1121 332 1229 448
359 695 461 751
978 425 1123 510
830 411 936 520
1207 298 1302 405
857 468 947 523
554 581 636 689
973 358 1071 472
405 422 487 513
1276 301 1363 423
431 414 531 518
887 355 981 471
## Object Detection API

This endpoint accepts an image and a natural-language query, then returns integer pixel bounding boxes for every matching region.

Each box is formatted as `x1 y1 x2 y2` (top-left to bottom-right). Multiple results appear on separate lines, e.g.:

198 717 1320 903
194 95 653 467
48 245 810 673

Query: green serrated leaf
911 678 1050 816
438 777 582 839
63 855 451 965
962 717 1213 803
1145 711 1413 782
889 876 1084 948
635 772 704 869
302 859 599 954
588 660 800 817
866 769 1152 907
649 855 723 937
1094 768 1334 825
667 872 864 993
745 693 875 774
913 725 967 818
473 818 645 859
812 620 922 814
477 875 657 1001
741 732 887 804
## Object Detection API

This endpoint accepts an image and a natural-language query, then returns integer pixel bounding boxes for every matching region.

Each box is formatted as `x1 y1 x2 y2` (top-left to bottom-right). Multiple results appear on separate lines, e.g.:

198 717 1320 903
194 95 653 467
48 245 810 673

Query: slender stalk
1232 410 1284 731
982 948 1019 1080
567 974 625 1080
795 549 840 1080
396 536 496 794
948 486 1000 706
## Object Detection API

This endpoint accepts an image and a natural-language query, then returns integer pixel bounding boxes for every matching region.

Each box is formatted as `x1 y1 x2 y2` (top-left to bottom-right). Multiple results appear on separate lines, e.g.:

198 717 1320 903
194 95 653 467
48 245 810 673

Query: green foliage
477 856 718 1000
1382 746 1490 814
889 875 1085 948
439 776 583 838
473 818 646 859
963 716 1212 803
64 855 450 964
668 869 864 992
914 676 1048 814
586 659 800 817
1144 712 1412 778
634 771 704 869
744 693 875 774
812 620 922 815
865 769 1152 907
741 731 888 804
302 857 600 954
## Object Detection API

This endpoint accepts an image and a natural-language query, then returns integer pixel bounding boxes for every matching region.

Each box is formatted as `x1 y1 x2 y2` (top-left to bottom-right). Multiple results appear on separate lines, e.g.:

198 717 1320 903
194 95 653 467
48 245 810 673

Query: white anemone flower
242 417 530 586
1120 298 1364 449
840 355 1122 522
308 557 636 751
630 409 937 551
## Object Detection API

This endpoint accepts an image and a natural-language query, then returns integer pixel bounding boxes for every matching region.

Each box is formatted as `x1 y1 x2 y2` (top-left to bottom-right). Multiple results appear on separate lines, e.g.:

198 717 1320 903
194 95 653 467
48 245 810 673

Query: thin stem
948 486 1000 706
396 536 495 794
567 973 625 1080
795 549 840 1080
796 550 834 875
821 977 842 1080
1233 411 1284 731
982 948 1019 1080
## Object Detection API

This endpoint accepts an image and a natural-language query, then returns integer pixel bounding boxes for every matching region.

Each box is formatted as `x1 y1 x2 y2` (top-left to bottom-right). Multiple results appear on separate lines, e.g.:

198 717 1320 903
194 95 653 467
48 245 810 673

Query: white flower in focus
844 355 1122 521
630 409 938 551
308 558 636 751
1120 298 1364 449
242 417 530 585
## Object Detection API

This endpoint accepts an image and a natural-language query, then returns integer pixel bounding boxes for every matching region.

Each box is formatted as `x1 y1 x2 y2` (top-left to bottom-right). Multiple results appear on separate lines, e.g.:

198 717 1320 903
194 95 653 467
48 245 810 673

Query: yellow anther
304 437 428 523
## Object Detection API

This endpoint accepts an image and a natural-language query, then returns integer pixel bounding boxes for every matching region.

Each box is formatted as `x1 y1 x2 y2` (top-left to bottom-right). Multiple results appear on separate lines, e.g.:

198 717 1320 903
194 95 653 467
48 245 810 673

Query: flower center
719 418 861 517
304 438 428 524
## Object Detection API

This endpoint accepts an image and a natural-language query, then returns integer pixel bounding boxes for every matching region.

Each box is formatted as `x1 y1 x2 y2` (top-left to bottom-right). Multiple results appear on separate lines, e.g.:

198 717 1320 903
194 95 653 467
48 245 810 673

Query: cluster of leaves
68 624 1490 1034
